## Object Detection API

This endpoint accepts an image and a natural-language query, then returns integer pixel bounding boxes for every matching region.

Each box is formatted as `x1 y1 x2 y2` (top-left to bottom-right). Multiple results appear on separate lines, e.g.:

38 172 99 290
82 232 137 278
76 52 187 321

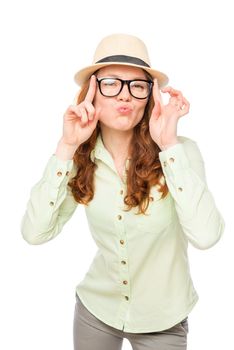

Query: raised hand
55 75 101 160
61 75 100 148
149 79 190 150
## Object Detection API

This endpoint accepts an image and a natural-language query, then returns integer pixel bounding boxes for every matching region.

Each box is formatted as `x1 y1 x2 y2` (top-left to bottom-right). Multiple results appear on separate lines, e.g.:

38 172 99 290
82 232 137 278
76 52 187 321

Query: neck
100 125 133 161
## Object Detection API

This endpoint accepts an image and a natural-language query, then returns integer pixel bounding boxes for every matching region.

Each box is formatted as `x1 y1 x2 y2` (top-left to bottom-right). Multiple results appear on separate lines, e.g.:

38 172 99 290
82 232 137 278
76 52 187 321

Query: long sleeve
158 136 225 250
21 154 78 245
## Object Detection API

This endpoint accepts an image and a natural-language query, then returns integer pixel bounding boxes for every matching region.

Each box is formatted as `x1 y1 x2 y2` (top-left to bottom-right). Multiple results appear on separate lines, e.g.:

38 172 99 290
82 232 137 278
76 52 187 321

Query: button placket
116 184 130 303
119 238 131 302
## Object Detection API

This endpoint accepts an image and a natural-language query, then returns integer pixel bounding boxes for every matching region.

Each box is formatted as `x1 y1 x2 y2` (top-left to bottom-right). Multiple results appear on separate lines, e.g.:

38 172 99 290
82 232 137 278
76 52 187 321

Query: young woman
21 33 225 350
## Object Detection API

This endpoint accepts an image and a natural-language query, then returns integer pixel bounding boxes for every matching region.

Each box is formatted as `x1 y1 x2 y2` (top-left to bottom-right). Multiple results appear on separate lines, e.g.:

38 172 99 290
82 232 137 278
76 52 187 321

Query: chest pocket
136 188 173 234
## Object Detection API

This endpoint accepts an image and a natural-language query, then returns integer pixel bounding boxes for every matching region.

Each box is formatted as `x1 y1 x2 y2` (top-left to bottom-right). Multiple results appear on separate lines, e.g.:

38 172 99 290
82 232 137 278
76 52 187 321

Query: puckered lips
116 104 133 115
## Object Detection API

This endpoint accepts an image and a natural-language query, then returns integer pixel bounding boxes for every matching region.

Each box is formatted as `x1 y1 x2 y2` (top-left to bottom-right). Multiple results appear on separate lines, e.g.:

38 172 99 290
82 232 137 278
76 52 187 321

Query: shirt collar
90 133 110 163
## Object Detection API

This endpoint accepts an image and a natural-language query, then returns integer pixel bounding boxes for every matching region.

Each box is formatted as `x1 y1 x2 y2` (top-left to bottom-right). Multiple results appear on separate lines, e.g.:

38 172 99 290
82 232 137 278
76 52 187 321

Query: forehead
96 64 147 79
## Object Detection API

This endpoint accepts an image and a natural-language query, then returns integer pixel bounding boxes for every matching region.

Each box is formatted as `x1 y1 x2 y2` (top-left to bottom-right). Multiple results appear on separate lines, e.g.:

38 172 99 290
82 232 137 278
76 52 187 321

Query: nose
117 82 131 101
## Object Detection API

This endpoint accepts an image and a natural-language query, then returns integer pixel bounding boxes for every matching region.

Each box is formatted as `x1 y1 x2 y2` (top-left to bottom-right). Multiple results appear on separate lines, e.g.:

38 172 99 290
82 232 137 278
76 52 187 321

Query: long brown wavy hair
68 75 169 215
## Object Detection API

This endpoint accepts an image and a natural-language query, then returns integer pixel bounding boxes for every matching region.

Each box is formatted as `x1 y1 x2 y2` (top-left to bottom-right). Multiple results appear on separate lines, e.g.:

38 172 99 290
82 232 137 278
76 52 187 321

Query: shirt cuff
42 154 75 188
159 143 190 178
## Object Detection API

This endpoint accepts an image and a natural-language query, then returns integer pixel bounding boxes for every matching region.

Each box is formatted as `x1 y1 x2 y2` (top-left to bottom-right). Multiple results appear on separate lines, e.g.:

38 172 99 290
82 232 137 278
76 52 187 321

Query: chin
100 119 137 132
114 124 134 131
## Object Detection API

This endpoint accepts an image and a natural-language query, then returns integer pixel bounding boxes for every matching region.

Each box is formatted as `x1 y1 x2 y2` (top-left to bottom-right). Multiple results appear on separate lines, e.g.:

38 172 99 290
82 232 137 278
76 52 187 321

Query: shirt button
125 296 129 301
149 196 154 201
49 201 54 206
123 280 128 285
163 161 167 167
120 190 124 195
120 240 125 245
66 171 70 176
169 157 175 162
178 187 183 191
117 215 122 220
57 171 62 176
121 260 126 265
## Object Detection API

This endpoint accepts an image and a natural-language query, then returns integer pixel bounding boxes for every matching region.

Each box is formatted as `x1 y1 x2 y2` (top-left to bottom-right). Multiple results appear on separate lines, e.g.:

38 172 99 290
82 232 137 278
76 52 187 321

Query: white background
0 0 233 349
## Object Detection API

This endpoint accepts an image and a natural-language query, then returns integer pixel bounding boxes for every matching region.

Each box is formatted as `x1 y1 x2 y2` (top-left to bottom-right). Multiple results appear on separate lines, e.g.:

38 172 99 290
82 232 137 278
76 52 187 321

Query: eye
131 81 146 90
102 78 118 87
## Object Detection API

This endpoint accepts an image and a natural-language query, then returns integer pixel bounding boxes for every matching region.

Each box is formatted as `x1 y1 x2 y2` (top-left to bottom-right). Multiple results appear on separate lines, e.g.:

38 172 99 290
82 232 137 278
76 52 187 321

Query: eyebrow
97 74 149 80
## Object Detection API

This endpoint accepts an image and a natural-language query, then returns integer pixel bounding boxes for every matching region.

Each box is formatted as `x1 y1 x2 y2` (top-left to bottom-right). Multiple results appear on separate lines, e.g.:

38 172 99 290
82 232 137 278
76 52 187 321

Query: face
93 65 150 132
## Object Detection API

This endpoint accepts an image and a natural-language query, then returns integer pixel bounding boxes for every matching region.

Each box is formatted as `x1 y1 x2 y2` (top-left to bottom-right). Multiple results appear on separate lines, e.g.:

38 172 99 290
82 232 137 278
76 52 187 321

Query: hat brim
74 62 169 88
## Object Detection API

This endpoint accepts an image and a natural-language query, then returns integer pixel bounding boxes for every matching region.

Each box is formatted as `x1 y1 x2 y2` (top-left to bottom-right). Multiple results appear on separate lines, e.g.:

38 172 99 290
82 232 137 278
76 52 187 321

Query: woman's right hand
61 75 100 147
55 75 100 160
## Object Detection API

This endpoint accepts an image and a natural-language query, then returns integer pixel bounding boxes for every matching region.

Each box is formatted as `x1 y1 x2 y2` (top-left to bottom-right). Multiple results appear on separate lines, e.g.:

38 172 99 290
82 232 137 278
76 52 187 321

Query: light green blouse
21 134 225 333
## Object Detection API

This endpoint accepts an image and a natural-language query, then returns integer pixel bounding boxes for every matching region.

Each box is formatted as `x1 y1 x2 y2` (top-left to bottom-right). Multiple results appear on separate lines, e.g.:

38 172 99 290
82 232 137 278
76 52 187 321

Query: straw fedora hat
74 33 169 88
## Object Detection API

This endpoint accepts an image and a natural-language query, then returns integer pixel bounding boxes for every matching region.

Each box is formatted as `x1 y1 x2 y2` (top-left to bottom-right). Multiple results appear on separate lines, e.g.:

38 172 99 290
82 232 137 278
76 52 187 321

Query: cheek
93 98 113 123
136 104 147 120
93 95 111 112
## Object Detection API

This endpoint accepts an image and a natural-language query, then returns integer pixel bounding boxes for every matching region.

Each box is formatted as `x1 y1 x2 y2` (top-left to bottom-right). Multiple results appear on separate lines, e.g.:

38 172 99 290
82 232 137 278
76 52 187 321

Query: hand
149 79 190 150
60 75 100 148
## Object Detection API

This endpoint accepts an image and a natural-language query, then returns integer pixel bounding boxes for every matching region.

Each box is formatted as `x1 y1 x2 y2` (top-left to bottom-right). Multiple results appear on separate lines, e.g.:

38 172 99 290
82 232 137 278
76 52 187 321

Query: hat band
95 55 150 68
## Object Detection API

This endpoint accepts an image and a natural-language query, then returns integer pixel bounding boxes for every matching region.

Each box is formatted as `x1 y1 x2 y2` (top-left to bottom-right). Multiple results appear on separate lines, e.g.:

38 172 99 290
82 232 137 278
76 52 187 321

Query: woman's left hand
149 79 190 150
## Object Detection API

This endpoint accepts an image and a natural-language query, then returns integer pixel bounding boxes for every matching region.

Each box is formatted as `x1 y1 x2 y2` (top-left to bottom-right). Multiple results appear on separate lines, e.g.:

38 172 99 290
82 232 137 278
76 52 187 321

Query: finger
68 104 90 119
84 101 95 121
179 97 190 114
93 106 101 122
79 107 88 126
161 86 180 94
161 86 183 98
182 95 190 109
84 75 97 103
152 79 163 105
178 105 190 116
64 105 81 119
175 96 190 111
151 100 161 120
169 96 178 104
169 96 183 107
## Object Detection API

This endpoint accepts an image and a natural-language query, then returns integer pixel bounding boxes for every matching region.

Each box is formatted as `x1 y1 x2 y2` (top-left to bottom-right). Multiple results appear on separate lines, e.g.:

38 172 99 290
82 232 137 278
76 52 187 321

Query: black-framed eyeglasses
96 77 154 99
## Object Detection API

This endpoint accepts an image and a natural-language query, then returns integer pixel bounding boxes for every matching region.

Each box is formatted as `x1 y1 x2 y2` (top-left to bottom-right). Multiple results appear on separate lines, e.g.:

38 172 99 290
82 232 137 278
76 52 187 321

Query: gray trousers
73 294 188 350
